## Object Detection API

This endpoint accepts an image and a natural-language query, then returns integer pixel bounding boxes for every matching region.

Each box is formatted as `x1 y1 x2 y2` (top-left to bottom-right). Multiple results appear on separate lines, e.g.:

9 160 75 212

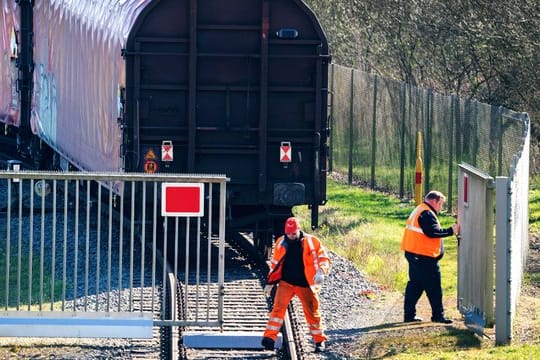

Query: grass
0 252 63 309
296 178 458 292
526 176 540 287
529 175 540 235
294 175 540 359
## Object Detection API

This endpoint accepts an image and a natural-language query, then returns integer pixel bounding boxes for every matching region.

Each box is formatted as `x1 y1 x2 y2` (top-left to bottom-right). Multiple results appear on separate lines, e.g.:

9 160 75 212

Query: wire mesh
329 64 529 211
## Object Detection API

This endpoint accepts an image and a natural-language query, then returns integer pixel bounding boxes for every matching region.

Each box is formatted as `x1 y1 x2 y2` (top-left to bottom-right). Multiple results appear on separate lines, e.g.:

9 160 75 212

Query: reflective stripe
267 325 281 331
406 224 424 234
311 329 323 335
269 317 283 324
407 205 423 220
305 235 320 271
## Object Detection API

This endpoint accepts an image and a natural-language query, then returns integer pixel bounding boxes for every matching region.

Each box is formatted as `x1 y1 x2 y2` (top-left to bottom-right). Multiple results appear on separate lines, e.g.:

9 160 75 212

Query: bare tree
307 0 540 138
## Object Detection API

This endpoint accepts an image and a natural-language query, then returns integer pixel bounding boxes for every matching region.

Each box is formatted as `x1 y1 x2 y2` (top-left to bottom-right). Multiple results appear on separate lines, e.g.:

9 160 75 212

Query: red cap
284 217 300 234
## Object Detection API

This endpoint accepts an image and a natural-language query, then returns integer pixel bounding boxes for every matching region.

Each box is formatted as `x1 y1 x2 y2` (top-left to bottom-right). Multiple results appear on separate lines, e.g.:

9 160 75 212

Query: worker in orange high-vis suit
261 217 330 353
401 190 459 324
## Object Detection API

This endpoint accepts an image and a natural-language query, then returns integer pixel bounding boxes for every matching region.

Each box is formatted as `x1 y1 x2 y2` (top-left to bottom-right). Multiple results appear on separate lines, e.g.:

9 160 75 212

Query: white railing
0 170 227 338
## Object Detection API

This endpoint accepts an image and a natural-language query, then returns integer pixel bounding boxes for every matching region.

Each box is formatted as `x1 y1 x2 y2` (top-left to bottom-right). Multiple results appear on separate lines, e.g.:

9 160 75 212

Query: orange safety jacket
401 203 442 258
266 233 330 291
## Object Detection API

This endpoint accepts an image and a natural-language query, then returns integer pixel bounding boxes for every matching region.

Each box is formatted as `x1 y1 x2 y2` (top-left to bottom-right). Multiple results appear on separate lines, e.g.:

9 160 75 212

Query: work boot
261 336 275 350
431 316 453 324
404 316 423 323
315 341 326 353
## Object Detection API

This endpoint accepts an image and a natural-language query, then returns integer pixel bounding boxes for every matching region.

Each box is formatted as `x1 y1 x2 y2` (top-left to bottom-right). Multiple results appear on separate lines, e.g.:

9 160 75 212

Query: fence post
399 82 407 199
424 89 432 194
348 68 354 185
447 95 455 211
455 95 463 166
414 131 423 205
451 96 462 211
488 105 500 176
463 98 471 165
495 176 511 345
329 64 335 172
370 75 378 189
472 100 479 166
497 106 504 176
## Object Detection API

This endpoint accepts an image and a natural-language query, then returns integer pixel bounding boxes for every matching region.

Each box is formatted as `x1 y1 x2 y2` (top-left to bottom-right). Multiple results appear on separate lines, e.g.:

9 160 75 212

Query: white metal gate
0 169 227 338
457 114 530 344
457 164 494 333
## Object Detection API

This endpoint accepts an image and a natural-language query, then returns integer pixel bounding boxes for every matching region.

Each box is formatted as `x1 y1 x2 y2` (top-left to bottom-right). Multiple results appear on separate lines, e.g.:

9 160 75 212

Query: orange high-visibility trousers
263 280 327 343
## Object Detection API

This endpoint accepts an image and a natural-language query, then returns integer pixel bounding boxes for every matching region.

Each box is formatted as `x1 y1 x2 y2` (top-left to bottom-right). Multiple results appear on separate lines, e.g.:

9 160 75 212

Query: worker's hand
451 223 460 235
313 269 325 285
264 284 274 297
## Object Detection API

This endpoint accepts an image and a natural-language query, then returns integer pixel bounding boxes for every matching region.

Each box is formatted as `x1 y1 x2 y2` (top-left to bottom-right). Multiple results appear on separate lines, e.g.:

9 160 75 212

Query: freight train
0 0 21 128
1 0 330 257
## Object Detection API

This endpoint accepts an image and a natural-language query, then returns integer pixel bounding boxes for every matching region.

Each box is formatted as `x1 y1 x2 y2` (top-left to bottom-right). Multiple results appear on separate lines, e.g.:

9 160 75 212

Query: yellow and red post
414 131 423 205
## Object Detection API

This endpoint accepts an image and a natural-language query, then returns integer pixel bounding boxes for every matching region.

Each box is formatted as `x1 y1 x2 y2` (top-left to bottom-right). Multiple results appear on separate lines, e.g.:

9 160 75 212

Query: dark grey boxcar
10 0 330 255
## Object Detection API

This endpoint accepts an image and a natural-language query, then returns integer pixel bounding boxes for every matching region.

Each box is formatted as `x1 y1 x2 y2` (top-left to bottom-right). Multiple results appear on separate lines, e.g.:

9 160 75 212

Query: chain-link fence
329 64 530 212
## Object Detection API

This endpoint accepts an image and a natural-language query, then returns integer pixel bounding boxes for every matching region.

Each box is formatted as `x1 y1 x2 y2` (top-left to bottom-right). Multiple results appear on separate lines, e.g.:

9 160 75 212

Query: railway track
172 233 307 359
174 234 283 359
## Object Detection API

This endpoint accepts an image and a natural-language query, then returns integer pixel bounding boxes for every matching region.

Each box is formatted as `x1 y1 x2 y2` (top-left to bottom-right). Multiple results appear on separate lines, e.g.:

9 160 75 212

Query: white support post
495 176 511 345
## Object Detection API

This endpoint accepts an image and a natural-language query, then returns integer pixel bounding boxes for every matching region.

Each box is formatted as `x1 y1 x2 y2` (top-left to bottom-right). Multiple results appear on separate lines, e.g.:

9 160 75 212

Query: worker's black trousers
403 251 444 320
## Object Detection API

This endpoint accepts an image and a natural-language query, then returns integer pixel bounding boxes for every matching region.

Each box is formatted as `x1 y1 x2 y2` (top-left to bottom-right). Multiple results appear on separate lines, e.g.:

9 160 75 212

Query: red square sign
161 183 204 217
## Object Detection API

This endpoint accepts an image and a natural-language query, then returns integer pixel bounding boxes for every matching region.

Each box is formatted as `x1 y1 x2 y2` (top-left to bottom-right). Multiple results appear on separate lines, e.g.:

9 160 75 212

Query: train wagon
0 0 20 128
6 0 330 256
1 0 37 160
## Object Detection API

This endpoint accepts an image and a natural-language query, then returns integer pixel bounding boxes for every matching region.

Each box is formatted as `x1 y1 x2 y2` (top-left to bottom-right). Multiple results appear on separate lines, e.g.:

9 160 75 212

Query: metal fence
329 63 531 344
0 170 227 338
329 63 529 211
